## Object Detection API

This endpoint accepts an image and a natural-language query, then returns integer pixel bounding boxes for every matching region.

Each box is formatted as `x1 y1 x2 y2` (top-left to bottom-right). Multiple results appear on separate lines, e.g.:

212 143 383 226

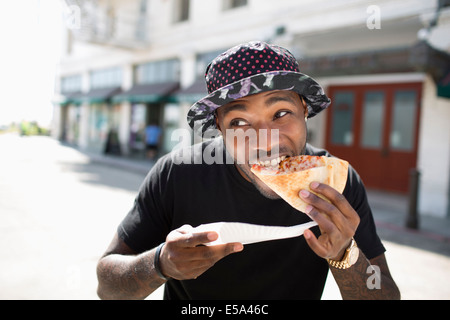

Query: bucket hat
187 41 331 136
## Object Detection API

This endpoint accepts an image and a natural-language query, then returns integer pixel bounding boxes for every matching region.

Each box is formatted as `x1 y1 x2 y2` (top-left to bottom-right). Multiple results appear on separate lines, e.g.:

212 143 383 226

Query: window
61 75 82 93
390 90 417 151
223 0 248 10
135 0 148 41
361 91 385 148
330 92 355 146
135 59 180 84
174 0 190 23
90 67 122 89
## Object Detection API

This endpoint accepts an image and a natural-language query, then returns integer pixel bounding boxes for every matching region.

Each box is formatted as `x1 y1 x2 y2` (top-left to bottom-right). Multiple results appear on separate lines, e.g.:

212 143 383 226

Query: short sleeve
117 156 173 253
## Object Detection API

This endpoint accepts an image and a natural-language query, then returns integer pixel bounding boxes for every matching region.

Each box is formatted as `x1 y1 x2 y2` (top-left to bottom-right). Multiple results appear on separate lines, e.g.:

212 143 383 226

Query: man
96 41 400 300
144 121 161 160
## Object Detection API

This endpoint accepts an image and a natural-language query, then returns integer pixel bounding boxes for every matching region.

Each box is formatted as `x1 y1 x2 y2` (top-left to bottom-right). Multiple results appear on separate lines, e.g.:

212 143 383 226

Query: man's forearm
330 250 400 300
96 248 166 300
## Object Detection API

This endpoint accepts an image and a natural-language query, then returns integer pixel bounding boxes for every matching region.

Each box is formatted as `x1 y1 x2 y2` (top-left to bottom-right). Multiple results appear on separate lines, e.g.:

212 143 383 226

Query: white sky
0 0 63 126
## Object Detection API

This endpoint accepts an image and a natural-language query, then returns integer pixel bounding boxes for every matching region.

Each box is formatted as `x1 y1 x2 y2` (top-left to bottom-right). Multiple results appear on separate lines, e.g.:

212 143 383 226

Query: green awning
84 86 122 103
60 87 122 105
60 91 85 105
112 82 179 103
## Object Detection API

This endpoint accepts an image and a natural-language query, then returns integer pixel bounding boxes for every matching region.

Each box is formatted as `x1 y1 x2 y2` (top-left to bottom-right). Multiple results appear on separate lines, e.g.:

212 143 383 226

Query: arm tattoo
330 250 400 300
97 249 166 300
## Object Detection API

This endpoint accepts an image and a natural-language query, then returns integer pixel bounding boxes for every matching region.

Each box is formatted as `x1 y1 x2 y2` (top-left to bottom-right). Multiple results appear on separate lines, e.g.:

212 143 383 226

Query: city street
0 133 160 299
0 134 449 300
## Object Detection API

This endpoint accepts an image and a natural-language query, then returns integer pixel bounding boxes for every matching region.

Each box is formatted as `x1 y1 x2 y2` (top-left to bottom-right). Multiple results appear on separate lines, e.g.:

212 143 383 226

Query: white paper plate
192 221 318 246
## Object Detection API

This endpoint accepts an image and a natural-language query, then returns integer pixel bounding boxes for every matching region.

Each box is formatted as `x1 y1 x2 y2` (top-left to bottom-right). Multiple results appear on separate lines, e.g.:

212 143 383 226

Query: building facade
53 0 450 218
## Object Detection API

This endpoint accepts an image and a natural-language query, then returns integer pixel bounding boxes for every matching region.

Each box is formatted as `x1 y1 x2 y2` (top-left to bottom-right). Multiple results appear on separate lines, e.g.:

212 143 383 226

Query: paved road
0 134 449 299
0 134 153 299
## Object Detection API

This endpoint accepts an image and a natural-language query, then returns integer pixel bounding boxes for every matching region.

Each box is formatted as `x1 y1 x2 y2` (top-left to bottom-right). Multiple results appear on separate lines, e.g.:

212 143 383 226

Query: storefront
58 75 83 144
65 104 81 145
325 82 422 193
300 41 450 198
113 82 180 157
83 86 122 154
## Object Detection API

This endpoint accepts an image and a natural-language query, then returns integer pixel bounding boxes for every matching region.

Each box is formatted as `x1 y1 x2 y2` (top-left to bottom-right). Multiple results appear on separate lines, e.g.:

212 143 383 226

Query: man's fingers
191 242 243 264
167 227 243 262
309 182 355 219
163 225 244 280
168 225 219 247
180 244 240 279
308 182 360 233
299 182 361 260
305 205 337 235
300 190 346 231
162 241 243 280
184 231 219 247
303 229 328 258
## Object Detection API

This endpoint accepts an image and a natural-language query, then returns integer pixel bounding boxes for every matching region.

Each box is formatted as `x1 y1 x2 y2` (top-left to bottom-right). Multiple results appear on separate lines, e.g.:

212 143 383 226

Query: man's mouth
248 154 292 171
241 156 290 200
252 155 288 168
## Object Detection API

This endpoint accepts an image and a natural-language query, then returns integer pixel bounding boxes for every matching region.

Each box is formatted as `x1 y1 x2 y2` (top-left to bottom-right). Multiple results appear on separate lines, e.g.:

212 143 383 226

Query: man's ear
215 111 223 134
299 95 308 119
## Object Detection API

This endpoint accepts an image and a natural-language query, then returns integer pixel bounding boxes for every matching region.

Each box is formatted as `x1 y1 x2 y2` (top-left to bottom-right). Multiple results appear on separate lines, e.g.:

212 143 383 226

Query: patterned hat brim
187 71 331 136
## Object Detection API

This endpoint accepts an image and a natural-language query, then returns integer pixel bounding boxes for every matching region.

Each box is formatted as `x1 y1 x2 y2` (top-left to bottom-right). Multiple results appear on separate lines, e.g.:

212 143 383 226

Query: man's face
216 90 308 199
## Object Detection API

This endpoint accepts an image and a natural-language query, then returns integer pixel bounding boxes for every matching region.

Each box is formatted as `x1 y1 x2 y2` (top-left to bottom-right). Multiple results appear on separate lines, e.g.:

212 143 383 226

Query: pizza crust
251 156 349 213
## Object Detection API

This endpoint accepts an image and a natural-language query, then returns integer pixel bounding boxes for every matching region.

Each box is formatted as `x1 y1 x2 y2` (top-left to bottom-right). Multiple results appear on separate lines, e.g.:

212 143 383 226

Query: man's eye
230 119 249 127
274 110 291 119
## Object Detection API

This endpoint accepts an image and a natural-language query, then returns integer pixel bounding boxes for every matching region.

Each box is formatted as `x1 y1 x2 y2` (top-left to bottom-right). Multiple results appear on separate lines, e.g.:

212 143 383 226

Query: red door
325 83 422 193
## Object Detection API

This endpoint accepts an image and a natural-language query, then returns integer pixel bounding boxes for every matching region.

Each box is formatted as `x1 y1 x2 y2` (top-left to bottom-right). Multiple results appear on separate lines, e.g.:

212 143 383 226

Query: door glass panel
361 91 384 148
331 92 354 146
390 90 417 151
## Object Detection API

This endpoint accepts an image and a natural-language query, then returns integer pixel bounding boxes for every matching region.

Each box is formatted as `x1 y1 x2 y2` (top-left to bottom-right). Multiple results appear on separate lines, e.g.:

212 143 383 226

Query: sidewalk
367 190 450 257
82 150 156 175
80 148 450 256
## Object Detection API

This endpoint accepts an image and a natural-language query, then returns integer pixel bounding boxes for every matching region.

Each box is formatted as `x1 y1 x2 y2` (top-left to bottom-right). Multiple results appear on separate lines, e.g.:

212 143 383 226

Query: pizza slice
250 155 349 213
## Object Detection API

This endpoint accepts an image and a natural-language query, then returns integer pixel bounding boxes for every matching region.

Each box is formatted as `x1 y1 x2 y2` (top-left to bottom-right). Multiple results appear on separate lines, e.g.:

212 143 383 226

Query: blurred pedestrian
104 129 121 155
144 121 161 160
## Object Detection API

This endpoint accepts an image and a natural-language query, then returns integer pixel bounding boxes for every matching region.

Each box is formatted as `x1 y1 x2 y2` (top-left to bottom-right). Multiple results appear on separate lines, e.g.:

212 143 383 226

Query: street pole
406 168 420 229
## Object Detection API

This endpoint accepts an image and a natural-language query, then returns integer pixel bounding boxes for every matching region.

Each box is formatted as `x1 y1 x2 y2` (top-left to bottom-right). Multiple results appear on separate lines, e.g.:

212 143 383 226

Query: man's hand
299 181 360 261
160 225 244 280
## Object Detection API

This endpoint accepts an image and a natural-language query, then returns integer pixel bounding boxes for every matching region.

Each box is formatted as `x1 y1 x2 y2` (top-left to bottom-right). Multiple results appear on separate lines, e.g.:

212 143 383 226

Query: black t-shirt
118 138 385 299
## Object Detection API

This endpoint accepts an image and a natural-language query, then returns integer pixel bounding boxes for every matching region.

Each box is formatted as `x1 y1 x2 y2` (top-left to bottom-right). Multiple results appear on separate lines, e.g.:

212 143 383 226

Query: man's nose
254 125 280 158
